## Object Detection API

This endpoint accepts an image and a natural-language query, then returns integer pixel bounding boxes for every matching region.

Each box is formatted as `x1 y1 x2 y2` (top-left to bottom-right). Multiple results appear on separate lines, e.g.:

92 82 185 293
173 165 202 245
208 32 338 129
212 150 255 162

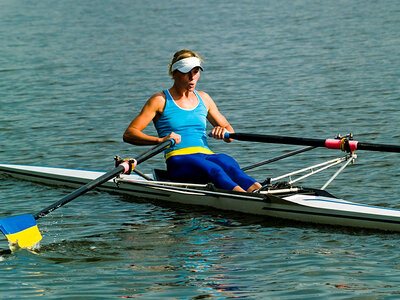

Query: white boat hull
1 163 400 232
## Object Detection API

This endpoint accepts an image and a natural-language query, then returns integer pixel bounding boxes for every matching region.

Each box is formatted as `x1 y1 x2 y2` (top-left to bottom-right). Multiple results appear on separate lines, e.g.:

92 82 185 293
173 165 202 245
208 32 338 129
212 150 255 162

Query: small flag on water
0 215 42 248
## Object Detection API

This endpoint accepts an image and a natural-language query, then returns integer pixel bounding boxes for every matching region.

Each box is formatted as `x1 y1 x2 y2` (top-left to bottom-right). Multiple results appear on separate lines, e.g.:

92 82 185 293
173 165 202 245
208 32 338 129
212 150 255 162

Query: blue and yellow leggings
166 153 257 191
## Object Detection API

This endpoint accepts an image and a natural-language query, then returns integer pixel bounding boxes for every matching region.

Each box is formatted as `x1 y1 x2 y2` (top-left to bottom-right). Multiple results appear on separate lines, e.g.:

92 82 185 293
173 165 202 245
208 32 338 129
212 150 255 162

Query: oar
0 140 173 249
224 132 400 153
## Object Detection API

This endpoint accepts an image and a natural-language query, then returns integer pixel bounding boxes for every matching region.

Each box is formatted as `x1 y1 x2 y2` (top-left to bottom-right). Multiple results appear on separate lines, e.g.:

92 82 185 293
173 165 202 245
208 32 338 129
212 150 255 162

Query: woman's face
174 67 201 92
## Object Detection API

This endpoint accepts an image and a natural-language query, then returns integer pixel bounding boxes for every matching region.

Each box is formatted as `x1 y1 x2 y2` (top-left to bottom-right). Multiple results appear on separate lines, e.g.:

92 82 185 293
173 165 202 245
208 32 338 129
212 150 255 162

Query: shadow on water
0 248 12 256
116 193 400 237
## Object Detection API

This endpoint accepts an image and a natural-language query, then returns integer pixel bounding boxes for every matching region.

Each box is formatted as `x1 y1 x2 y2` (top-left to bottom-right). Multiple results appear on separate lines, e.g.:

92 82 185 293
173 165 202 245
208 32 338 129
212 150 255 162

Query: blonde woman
123 49 261 192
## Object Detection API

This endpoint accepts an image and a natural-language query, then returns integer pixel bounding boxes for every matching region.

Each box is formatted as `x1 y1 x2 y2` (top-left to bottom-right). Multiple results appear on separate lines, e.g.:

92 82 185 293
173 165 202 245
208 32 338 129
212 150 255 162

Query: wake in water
0 240 41 255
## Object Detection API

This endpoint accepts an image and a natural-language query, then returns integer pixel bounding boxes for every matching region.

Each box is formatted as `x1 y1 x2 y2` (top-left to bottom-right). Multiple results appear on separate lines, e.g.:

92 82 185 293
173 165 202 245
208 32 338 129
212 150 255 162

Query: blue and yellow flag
0 215 42 248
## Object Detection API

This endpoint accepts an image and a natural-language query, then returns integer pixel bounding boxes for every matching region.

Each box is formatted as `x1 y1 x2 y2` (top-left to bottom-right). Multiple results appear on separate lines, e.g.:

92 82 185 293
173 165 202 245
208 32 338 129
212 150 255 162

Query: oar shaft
33 140 173 220
33 164 127 219
135 139 173 164
226 133 400 153
356 142 400 153
228 133 326 147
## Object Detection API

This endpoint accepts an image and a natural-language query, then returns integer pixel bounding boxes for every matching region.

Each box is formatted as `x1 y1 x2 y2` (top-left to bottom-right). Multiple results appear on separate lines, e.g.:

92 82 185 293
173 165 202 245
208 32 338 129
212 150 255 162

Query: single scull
2 133 400 250
1 149 400 232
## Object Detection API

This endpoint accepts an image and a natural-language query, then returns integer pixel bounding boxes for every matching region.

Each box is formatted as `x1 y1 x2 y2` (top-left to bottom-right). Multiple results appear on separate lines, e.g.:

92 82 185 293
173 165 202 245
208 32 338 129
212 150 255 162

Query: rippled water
1 0 400 298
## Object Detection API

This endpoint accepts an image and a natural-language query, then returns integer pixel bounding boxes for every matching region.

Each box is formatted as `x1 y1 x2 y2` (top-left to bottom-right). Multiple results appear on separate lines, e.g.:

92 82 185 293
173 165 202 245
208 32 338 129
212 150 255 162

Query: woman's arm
198 91 234 142
123 93 181 145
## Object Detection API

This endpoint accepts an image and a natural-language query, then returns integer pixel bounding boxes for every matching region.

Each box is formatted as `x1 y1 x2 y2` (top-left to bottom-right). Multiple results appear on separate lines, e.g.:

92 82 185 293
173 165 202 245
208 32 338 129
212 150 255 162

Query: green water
1 0 400 298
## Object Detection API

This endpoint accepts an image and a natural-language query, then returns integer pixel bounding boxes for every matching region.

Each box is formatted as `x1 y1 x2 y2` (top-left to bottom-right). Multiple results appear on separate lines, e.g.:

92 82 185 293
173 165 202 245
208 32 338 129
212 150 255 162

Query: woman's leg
206 154 260 191
166 154 244 191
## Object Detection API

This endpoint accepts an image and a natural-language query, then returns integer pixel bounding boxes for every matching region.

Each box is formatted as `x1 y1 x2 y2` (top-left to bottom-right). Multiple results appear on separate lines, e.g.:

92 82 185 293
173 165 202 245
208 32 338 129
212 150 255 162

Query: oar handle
33 139 174 220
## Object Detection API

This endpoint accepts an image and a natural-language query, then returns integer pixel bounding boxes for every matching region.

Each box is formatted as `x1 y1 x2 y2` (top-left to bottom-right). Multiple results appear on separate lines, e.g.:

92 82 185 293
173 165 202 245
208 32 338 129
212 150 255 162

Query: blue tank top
155 90 212 158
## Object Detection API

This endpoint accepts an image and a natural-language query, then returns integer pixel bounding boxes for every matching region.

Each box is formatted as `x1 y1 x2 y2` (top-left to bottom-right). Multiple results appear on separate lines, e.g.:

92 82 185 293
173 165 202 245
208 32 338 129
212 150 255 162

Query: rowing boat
1 152 400 232
2 134 400 249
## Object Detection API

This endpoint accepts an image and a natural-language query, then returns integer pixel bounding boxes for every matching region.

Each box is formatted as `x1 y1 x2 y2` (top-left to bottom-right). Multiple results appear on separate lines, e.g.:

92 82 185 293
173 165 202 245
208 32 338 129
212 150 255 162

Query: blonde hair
168 49 202 76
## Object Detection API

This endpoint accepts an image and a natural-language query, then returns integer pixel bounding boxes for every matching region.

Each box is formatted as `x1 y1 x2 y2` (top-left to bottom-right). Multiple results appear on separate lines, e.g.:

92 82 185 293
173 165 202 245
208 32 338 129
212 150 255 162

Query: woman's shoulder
196 90 209 98
145 91 167 112
149 91 167 100
196 90 215 108
148 91 166 104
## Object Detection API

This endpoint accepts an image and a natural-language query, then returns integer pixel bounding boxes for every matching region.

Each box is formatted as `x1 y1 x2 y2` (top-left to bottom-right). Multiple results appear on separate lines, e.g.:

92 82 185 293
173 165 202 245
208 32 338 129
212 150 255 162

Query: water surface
1 0 400 298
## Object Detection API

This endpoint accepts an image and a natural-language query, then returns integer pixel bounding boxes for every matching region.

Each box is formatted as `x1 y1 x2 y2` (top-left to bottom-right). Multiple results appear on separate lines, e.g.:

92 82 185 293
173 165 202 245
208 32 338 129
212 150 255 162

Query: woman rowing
123 49 262 193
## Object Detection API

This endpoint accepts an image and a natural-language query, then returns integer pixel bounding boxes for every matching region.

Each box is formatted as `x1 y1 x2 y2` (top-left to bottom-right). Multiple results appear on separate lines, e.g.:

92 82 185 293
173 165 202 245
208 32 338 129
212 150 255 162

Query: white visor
171 57 203 73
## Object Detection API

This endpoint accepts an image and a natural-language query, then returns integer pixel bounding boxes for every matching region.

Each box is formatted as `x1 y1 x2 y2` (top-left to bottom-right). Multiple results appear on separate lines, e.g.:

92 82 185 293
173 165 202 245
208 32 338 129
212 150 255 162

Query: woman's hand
162 132 181 145
211 126 233 143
